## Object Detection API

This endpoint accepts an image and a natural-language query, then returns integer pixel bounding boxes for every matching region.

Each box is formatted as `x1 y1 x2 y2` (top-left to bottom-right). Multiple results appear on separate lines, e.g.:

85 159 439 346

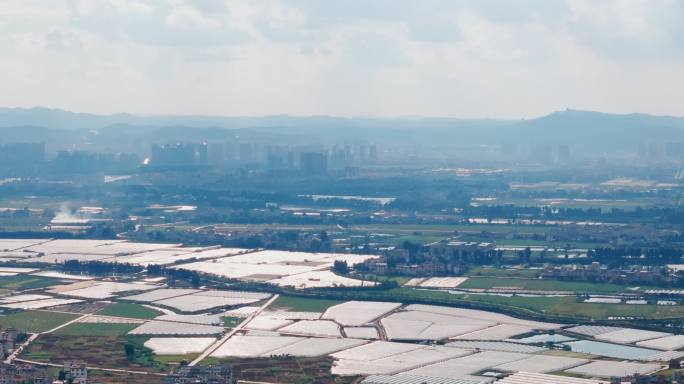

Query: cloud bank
0 0 682 118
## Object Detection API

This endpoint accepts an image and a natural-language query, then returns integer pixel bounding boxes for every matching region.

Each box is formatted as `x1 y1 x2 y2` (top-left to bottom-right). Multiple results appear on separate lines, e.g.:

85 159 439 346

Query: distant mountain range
0 107 683 152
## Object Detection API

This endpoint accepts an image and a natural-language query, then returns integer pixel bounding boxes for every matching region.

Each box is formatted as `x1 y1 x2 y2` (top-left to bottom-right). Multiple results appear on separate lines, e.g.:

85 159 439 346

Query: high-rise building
198 143 208 165
299 152 328 175
208 143 225 165
238 143 254 163
151 143 196 167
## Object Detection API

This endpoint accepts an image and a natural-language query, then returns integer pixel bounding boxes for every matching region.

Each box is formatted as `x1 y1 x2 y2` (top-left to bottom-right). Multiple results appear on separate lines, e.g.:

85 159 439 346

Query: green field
391 287 684 320
467 266 539 279
0 275 60 291
97 303 162 319
551 301 684 320
154 354 199 365
459 277 631 293
270 295 342 312
223 317 241 327
0 310 78 333
211 222 556 236
55 322 138 336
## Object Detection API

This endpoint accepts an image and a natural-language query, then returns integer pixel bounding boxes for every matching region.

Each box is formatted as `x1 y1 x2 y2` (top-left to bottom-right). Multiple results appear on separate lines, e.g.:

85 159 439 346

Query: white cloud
0 0 682 118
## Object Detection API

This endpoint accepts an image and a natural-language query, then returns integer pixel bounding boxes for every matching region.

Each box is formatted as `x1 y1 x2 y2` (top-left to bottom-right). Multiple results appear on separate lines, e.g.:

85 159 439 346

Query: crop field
59 281 157 299
0 310 78 333
459 277 631 293
22 334 164 372
0 275 60 290
128 320 225 336
0 297 83 310
467 266 540 278
339 287 684 321
550 300 684 320
173 249 376 289
332 342 472 376
97 302 162 319
279 320 342 337
565 360 660 378
144 337 215 355
55 322 139 336
203 356 355 384
322 301 401 326
156 313 222 325
223 316 241 327
270 295 343 312
87 370 164 384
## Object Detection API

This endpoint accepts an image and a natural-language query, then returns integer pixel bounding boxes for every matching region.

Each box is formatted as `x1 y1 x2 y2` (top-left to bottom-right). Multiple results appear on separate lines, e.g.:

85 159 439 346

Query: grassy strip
54 322 138 337
97 302 162 320
269 295 342 312
459 276 631 293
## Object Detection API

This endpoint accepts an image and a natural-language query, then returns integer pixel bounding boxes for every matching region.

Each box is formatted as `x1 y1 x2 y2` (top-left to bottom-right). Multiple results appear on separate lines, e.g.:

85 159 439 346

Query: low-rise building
63 361 88 384
0 363 50 384
164 364 234 384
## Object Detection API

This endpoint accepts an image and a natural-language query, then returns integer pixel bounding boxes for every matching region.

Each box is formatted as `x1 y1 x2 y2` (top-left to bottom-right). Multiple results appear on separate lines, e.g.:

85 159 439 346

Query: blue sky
0 0 682 118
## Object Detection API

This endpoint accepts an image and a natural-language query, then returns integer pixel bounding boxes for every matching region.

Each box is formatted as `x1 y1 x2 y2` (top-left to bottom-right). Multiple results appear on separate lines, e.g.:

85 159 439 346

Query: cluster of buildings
0 361 87 384
638 142 684 160
499 143 571 163
148 142 378 175
163 364 234 384
360 247 468 277
0 140 379 177
0 328 19 359
541 263 676 285
614 371 684 383
0 363 51 384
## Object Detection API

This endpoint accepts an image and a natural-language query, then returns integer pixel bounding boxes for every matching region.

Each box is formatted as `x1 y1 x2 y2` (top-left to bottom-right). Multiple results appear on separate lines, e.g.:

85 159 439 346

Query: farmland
0 310 78 333
2 239 684 383
459 277 632 293
271 295 343 312
54 323 139 337
97 302 163 319
23 334 164 372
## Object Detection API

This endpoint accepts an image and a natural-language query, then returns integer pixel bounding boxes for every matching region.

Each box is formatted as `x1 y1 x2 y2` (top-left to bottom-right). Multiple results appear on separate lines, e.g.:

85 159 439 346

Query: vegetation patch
97 302 162 319
201 356 357 384
0 275 60 290
23 334 166 373
459 277 631 293
0 310 78 333
270 295 342 312
55 322 138 337
222 316 241 327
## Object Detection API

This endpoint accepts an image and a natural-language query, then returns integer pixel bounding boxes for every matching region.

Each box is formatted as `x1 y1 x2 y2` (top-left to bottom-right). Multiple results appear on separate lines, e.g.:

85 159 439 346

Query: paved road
4 334 39 364
189 293 280 366
4 312 91 364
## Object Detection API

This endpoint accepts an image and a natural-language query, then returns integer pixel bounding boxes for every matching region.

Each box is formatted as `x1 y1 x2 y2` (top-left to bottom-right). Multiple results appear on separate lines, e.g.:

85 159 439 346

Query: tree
332 260 350 275
124 343 135 361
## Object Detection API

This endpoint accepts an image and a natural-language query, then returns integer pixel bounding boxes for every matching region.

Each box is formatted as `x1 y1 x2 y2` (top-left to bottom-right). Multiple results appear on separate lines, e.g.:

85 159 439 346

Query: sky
0 0 683 118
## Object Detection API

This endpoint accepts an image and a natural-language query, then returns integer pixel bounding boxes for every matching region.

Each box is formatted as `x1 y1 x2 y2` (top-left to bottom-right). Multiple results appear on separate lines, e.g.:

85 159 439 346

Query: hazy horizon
2 105 684 121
